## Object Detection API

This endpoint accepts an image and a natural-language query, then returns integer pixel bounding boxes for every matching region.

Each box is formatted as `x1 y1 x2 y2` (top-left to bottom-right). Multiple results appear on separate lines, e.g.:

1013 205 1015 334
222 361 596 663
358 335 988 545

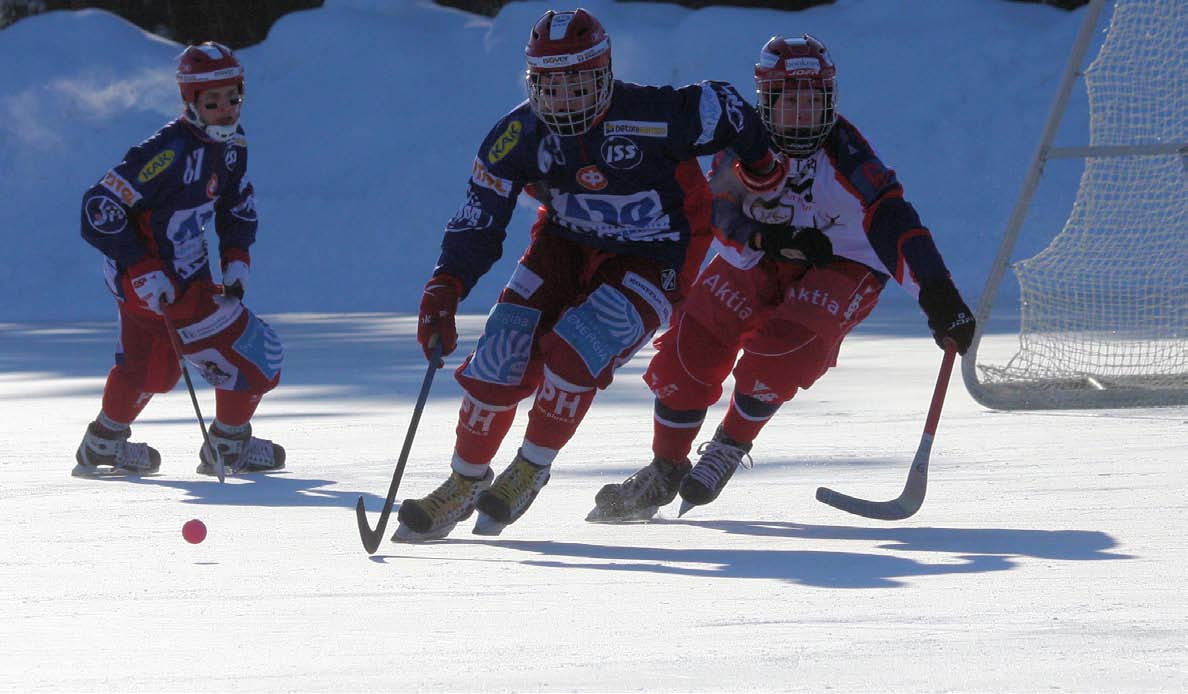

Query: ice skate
586 456 691 522
393 469 494 542
472 452 551 536
197 422 285 475
678 429 752 516
73 421 161 477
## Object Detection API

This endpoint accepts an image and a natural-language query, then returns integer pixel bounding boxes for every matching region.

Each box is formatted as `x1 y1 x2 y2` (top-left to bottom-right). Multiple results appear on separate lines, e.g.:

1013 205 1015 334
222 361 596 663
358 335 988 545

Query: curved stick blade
355 496 382 555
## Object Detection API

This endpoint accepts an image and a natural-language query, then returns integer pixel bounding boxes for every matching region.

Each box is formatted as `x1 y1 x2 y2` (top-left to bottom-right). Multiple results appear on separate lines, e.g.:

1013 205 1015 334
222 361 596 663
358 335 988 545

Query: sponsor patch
463 303 539 386
537 134 565 174
576 165 608 191
185 348 240 388
100 169 142 206
224 146 238 171
603 120 668 138
178 302 245 344
232 313 284 381
137 149 176 183
623 271 672 325
554 285 644 378
84 194 127 235
507 262 543 300
600 136 642 170
784 57 821 75
487 120 522 164
471 158 513 197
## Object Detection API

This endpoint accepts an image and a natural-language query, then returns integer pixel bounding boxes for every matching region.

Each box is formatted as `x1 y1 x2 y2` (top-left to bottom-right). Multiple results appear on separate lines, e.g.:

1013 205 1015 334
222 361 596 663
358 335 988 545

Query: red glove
417 274 463 360
733 151 787 194
121 258 179 314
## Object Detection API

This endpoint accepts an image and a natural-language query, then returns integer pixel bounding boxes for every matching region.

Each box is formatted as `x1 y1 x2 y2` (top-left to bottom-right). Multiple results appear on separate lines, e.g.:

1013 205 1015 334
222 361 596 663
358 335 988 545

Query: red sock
101 366 153 423
215 389 261 427
652 419 702 462
454 394 517 467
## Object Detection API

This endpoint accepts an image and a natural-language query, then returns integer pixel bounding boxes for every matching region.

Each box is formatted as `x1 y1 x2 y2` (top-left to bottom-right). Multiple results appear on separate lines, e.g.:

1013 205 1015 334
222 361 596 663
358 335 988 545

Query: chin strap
182 104 239 143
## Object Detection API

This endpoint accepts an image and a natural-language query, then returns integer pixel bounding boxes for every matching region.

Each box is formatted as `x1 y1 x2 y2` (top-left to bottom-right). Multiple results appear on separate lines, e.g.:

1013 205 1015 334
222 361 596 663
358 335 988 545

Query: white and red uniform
645 115 955 460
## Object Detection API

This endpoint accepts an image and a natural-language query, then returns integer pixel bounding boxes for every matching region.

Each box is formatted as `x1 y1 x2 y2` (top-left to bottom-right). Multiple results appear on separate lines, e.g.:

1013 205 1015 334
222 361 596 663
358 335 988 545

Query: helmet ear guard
524 9 613 136
754 34 838 157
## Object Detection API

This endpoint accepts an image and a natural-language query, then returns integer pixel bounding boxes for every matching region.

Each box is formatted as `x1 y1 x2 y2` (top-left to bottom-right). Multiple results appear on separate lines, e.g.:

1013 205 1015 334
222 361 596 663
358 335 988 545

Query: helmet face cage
757 74 837 157
755 35 837 158
524 9 613 136
526 66 612 136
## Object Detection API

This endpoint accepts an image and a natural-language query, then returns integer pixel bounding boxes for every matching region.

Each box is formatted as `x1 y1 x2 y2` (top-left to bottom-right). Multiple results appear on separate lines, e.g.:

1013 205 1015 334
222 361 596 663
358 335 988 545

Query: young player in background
395 8 786 541
590 34 976 521
75 42 285 477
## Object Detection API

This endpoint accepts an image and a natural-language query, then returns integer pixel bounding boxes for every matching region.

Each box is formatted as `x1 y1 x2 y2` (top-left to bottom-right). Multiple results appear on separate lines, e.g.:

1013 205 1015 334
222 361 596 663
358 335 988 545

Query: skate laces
236 437 278 471
490 457 548 504
690 440 753 487
118 440 156 470
423 473 485 516
622 459 683 503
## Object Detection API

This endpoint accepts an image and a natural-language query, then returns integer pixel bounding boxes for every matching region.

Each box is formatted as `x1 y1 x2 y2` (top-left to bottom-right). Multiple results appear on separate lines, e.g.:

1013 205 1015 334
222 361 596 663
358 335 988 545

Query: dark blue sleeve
668 81 772 165
435 110 532 297
215 135 258 262
830 119 950 287
79 130 181 269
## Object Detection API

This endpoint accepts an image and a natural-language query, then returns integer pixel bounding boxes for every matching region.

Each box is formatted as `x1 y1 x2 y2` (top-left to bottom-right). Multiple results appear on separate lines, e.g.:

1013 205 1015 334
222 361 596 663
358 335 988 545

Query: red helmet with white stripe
176 42 244 142
755 34 838 157
525 9 613 136
177 42 244 104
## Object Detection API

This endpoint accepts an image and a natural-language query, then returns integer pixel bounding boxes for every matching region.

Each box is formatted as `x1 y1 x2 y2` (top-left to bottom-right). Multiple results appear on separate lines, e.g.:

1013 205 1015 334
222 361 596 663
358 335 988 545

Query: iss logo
84 194 127 235
600 136 641 170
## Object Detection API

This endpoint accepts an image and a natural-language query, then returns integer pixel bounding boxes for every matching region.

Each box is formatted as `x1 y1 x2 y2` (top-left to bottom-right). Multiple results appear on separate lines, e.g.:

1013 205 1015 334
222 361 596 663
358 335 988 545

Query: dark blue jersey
80 118 257 291
435 80 773 296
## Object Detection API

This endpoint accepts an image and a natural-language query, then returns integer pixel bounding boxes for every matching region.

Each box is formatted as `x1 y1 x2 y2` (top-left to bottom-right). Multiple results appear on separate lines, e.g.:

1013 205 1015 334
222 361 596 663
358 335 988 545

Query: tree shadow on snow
408 521 1130 589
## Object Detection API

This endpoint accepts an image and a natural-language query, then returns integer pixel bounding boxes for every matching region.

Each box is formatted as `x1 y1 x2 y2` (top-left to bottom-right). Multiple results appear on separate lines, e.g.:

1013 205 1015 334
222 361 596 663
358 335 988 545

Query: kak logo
487 120 522 164
84 195 127 234
136 150 176 183
600 136 641 170
576 164 608 191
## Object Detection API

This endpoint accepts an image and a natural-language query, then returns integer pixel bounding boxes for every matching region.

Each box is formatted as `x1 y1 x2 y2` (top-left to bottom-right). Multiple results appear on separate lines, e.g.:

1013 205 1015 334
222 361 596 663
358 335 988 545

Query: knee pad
181 305 283 393
547 283 647 388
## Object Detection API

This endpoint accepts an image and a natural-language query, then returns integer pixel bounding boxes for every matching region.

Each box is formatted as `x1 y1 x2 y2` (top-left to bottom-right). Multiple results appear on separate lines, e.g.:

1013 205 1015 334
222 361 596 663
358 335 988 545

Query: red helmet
755 34 838 157
525 9 613 136
176 42 244 104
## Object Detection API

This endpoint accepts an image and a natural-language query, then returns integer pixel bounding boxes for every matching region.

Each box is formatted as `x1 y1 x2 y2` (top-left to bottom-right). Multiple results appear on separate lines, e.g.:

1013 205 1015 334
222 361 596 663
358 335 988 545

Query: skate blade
391 521 456 543
585 504 659 523
677 499 696 518
71 464 158 478
471 513 507 536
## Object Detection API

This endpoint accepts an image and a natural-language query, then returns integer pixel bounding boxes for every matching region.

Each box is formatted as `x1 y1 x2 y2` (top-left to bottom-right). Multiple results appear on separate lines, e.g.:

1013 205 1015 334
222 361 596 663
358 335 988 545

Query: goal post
962 0 1188 410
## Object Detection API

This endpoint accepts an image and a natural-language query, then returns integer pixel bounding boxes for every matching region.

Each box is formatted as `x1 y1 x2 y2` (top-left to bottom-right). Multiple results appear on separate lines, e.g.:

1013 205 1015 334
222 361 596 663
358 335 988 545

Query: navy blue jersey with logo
80 118 257 294
436 80 773 295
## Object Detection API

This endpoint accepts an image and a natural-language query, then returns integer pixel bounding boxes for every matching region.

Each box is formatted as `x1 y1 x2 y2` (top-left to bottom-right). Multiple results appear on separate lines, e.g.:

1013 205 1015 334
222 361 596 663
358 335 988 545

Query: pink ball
182 519 207 544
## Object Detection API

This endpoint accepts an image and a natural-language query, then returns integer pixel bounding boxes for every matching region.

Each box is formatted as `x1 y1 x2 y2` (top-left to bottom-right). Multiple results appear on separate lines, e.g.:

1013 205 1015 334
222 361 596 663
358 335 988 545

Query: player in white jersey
591 34 976 521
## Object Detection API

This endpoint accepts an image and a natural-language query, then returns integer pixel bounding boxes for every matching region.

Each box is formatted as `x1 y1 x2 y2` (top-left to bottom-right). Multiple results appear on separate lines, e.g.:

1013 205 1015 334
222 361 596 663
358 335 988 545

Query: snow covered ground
3 314 1185 691
1 0 1185 691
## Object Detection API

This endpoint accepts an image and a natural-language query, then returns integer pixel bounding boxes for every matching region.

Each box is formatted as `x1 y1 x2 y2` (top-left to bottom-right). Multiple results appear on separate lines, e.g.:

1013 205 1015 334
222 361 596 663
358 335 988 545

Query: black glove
918 278 976 354
752 223 833 267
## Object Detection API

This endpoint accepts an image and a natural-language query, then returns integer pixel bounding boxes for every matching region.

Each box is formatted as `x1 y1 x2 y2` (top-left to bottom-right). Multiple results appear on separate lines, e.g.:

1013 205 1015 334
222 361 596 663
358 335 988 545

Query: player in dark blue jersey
591 34 977 521
74 42 285 478
394 9 785 541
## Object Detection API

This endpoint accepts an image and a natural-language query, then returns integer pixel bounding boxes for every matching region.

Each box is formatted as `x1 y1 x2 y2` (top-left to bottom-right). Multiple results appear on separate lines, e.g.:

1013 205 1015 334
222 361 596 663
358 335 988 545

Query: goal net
963 0 1187 409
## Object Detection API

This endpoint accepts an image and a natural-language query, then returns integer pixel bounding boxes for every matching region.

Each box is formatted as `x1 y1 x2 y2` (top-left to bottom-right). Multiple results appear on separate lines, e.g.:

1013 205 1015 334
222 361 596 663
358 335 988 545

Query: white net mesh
975 0 1187 408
